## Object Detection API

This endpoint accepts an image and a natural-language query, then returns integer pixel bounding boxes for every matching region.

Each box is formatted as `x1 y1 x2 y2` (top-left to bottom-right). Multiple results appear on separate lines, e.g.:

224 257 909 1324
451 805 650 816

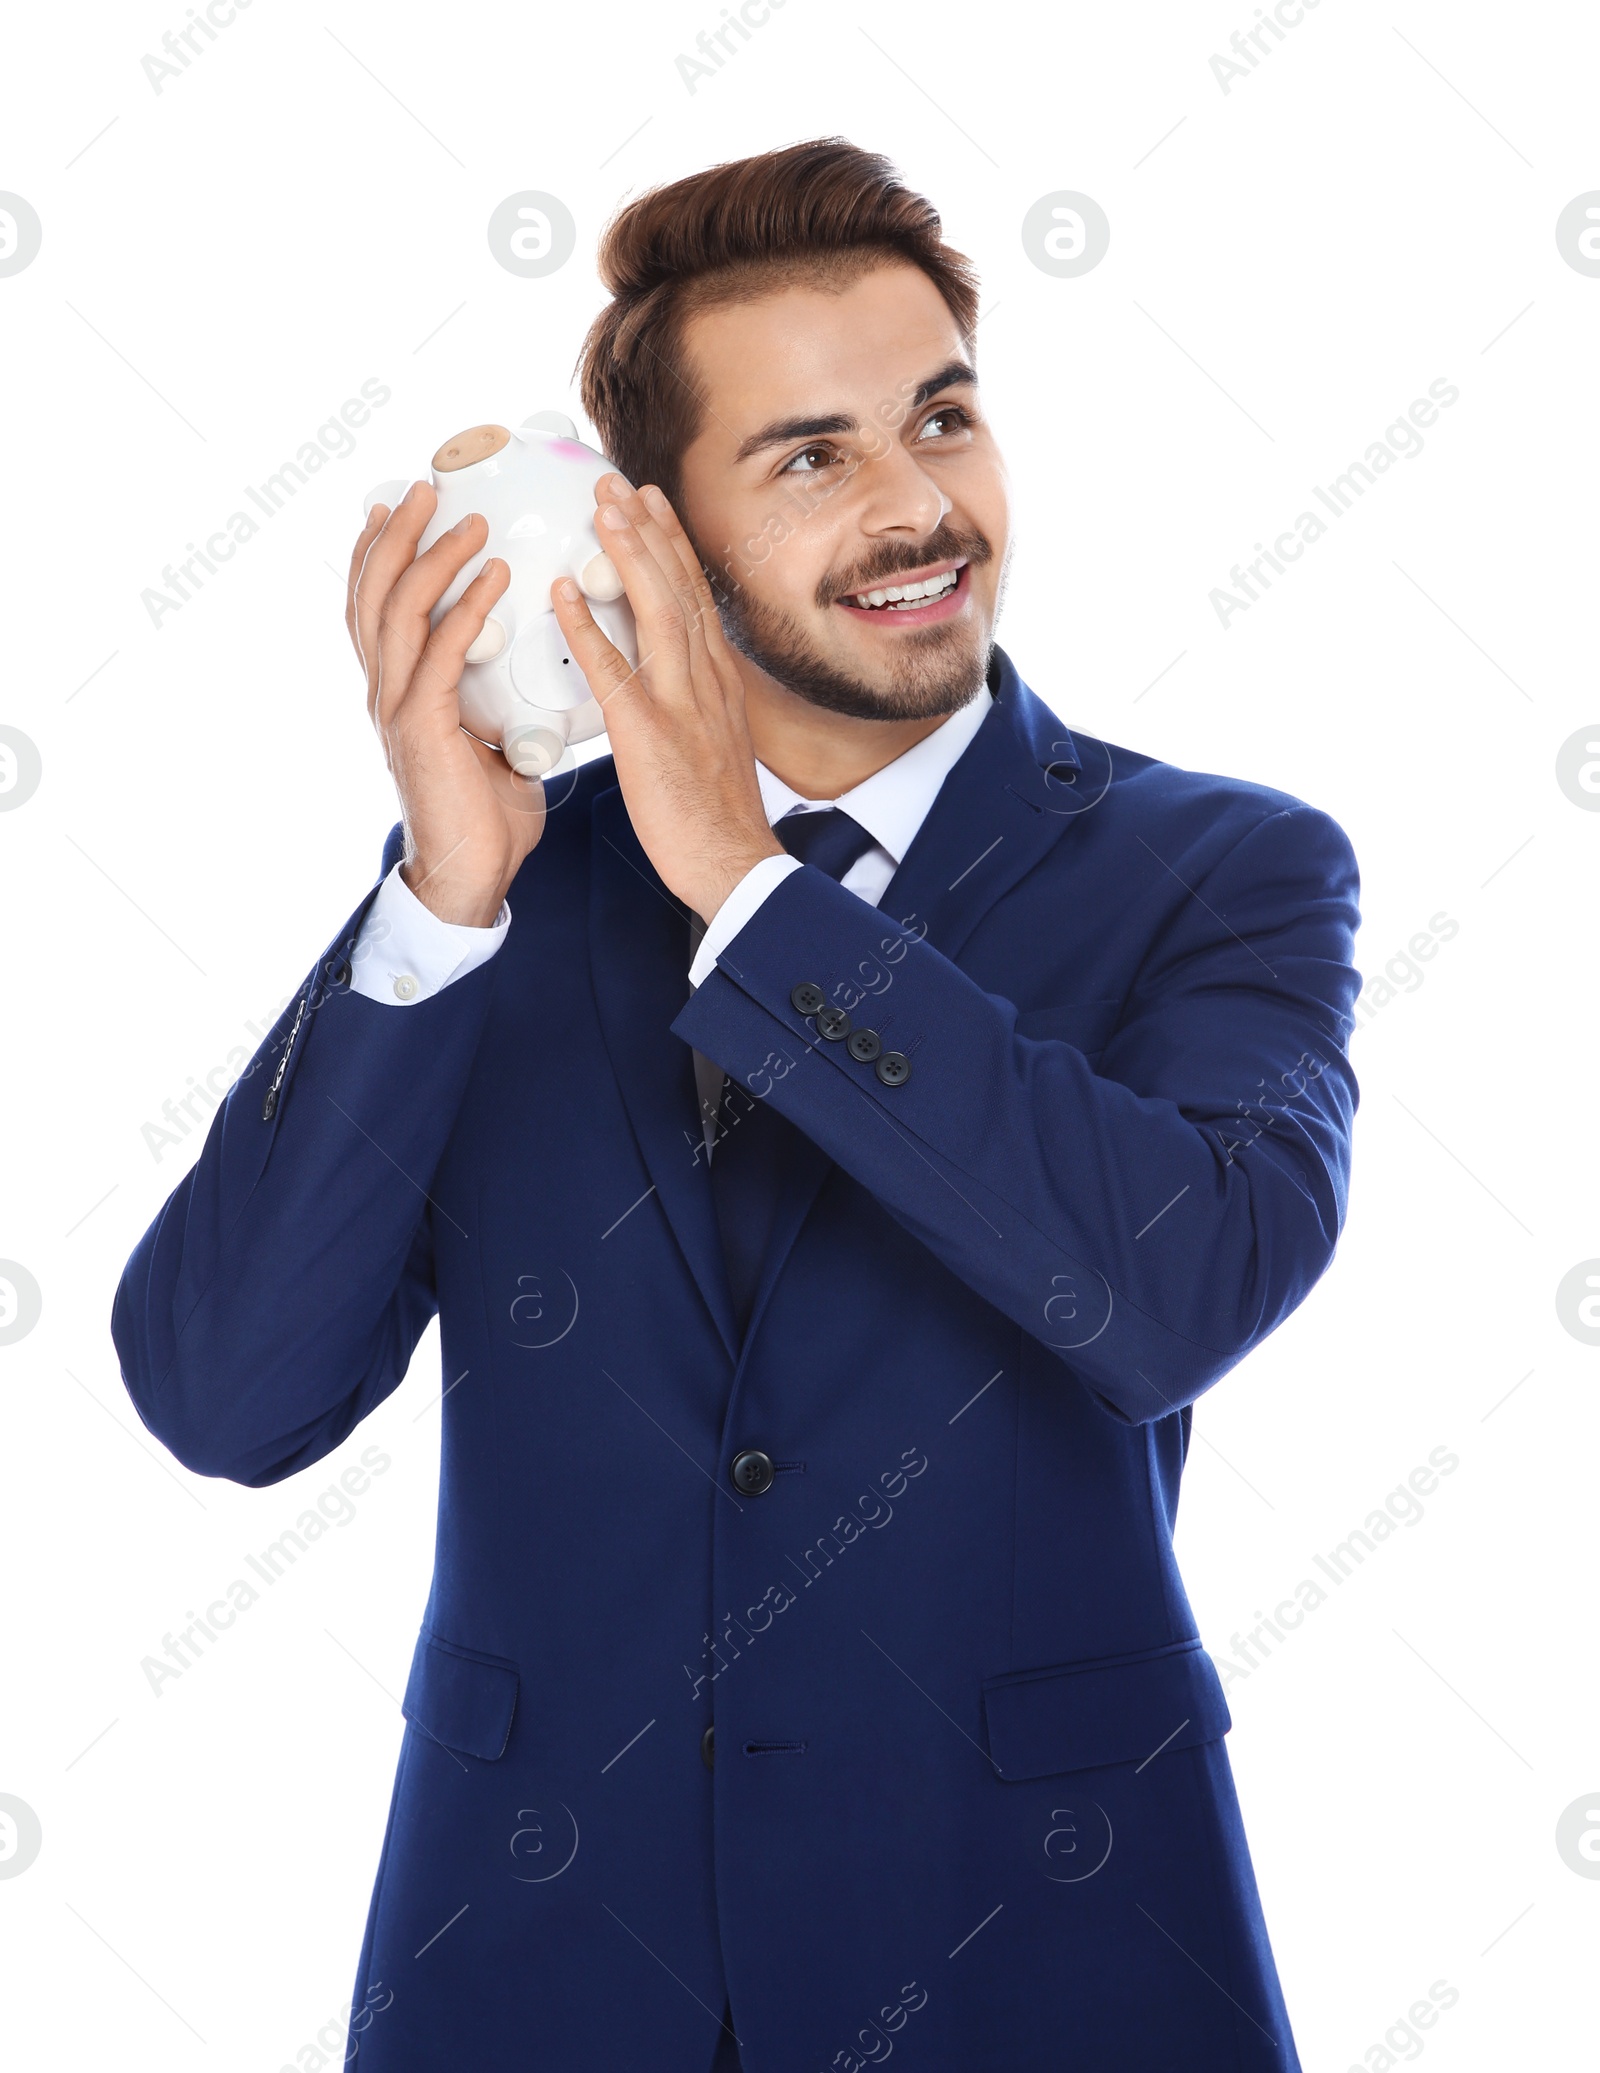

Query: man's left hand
550 474 783 922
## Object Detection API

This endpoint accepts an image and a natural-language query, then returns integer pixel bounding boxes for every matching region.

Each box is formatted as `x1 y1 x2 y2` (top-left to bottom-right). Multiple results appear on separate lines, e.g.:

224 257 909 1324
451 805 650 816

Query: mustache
818 524 993 607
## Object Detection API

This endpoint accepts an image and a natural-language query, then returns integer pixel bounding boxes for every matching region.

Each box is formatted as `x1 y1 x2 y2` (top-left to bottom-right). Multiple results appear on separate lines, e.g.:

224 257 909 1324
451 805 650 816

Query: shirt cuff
687 853 802 990
349 860 511 1006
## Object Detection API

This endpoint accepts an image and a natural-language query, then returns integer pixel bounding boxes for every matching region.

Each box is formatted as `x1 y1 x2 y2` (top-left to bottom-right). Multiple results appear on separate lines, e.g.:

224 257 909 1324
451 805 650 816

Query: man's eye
780 444 840 475
918 405 972 440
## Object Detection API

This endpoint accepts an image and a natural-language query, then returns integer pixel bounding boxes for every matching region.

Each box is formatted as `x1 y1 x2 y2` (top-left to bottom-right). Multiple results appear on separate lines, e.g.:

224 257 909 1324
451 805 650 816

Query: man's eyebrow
731 359 979 464
906 358 978 410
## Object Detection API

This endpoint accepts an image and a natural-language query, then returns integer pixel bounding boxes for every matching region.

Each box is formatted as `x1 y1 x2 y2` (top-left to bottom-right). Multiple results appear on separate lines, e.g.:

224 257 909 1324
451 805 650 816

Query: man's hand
550 475 783 922
346 482 544 927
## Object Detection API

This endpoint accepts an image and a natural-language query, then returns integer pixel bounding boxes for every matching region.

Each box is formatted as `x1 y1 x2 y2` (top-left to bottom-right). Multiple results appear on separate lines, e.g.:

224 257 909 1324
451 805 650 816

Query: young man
114 138 1360 2071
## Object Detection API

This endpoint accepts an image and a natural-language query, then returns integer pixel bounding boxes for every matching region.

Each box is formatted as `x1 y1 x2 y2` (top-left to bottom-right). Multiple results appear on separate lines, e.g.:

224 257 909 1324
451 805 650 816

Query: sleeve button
814 1004 851 1041
846 1028 881 1063
875 1050 911 1087
790 982 825 1016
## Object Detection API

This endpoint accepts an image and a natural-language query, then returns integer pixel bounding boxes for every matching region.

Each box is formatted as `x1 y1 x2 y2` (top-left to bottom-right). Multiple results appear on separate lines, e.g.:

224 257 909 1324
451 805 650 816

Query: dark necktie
708 809 878 1339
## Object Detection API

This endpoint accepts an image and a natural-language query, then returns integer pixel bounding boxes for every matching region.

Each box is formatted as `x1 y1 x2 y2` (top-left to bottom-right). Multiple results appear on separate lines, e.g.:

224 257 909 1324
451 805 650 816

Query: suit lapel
876 645 1088 961
589 785 741 1363
737 647 1087 1347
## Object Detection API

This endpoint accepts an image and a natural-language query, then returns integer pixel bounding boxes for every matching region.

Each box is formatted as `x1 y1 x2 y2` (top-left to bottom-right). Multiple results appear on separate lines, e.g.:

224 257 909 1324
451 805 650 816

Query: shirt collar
754 683 995 865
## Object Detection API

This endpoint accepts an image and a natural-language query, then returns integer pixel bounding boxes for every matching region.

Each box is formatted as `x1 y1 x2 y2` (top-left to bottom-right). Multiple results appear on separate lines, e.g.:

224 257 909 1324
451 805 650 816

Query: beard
699 519 1006 723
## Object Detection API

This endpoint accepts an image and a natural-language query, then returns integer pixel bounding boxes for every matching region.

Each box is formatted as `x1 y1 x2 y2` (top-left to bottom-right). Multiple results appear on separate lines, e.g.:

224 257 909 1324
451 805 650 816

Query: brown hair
575 137 980 511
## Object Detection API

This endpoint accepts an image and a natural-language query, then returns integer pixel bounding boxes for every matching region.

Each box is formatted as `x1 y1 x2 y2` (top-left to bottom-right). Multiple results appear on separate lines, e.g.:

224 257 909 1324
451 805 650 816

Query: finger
597 483 725 685
621 491 742 708
363 489 496 697
637 484 735 661
600 478 699 605
550 574 647 720
593 498 701 679
355 482 437 718
379 548 509 734
346 503 391 671
373 511 504 728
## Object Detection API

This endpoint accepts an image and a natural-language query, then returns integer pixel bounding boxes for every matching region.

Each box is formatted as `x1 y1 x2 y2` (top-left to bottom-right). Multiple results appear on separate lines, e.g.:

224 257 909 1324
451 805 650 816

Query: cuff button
846 1028 882 1063
875 1050 911 1087
392 973 419 1002
790 981 826 1016
814 1004 851 1041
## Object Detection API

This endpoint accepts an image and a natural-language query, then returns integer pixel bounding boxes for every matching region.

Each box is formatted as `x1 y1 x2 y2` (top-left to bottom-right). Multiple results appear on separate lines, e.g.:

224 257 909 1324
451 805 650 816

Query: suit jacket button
875 1051 911 1087
791 982 825 1015
814 1004 851 1041
731 1448 775 1495
701 1724 715 1770
846 1028 881 1063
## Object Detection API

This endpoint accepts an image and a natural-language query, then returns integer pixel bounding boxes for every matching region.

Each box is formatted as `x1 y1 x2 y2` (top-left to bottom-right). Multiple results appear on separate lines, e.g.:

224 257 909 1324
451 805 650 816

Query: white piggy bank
364 412 636 779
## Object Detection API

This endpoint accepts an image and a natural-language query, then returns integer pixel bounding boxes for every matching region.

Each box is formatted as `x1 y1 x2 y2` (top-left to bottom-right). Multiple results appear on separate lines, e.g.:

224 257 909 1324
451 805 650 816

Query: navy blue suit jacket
113 647 1361 2071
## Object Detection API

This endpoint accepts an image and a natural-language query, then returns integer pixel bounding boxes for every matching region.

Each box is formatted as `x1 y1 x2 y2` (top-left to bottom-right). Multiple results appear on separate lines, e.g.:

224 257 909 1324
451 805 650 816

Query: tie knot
775 808 877 884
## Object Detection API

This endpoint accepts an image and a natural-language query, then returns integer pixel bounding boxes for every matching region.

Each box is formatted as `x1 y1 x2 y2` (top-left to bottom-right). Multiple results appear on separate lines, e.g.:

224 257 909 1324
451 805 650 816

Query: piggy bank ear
520 411 578 438
363 479 410 519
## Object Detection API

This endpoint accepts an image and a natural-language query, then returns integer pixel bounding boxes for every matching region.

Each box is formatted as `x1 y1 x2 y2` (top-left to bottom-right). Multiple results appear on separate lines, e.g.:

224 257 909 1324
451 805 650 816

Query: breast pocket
1012 998 1122 1066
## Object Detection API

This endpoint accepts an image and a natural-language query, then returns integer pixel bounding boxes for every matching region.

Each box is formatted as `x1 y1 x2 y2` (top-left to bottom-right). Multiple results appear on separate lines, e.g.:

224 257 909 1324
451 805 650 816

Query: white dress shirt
349 683 994 1151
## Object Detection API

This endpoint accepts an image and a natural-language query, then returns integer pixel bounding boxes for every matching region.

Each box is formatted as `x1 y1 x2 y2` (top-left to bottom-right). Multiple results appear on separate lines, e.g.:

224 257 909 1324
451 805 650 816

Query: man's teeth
850 568 960 609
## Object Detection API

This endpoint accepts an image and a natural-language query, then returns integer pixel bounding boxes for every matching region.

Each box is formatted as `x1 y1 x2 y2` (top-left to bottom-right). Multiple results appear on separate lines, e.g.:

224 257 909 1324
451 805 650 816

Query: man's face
674 261 1011 723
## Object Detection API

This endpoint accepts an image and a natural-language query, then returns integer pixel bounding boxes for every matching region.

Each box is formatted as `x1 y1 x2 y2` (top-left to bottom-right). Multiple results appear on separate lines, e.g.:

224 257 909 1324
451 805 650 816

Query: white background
2 1 1597 2066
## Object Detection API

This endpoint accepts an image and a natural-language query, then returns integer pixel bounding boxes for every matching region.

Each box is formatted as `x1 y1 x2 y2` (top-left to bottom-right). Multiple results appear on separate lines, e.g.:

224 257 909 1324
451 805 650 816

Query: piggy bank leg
502 719 568 779
464 617 508 664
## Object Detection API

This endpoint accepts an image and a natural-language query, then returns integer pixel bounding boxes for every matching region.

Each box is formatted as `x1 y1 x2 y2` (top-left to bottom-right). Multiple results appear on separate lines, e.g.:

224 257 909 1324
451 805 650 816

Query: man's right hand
346 481 544 927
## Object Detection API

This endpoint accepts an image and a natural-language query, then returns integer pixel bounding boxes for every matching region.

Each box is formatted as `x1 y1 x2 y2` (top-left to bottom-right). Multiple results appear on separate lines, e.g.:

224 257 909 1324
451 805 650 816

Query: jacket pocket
981 1637 1230 1781
401 1629 520 1761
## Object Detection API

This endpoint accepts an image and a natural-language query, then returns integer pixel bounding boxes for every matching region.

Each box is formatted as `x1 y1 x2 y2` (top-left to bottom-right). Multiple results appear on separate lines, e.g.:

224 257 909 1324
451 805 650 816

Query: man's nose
853 434 952 538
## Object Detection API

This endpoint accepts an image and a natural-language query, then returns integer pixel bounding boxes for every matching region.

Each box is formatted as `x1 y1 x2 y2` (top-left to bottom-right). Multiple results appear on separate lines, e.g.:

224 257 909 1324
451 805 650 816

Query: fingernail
641 485 669 516
599 504 630 531
451 513 477 534
601 471 634 493
556 578 580 601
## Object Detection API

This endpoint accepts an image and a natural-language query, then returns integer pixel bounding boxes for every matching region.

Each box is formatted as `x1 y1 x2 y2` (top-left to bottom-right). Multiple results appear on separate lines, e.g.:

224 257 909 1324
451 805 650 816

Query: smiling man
114 139 1360 2072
